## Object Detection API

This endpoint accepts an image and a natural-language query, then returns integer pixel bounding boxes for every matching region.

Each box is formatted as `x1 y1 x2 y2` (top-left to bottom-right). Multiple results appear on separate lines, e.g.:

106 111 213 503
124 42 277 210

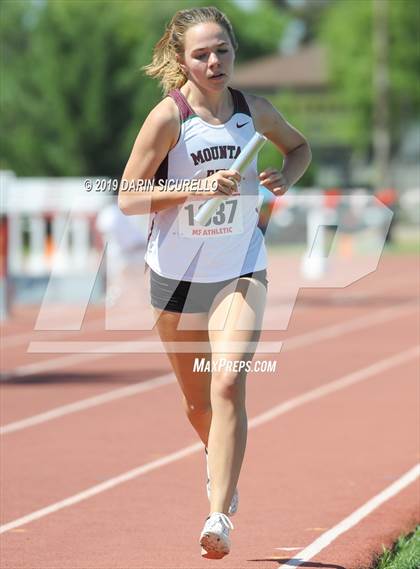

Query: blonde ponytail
142 24 187 94
142 7 238 95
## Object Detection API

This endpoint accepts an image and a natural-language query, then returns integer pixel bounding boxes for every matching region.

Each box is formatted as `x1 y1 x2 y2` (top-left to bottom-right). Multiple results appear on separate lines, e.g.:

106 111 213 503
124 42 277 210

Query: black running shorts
150 268 268 313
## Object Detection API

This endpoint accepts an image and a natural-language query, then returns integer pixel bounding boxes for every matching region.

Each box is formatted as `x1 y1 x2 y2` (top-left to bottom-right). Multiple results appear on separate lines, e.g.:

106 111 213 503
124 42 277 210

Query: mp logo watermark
29 192 393 355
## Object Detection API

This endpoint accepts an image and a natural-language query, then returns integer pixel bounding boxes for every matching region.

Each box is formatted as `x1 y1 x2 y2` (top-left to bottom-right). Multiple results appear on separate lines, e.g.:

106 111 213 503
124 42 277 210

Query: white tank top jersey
145 87 267 282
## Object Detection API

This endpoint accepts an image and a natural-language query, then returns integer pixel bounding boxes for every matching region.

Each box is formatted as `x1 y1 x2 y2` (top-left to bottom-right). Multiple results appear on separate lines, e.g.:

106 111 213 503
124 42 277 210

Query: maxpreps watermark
193 358 277 374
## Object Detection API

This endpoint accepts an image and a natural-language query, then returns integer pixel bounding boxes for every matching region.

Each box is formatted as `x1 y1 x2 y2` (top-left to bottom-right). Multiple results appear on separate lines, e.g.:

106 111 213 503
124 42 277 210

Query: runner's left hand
259 168 289 196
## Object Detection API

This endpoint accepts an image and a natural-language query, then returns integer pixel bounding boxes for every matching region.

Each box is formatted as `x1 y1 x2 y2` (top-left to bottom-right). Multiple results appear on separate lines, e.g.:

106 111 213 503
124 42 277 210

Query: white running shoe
199 512 234 559
205 448 239 516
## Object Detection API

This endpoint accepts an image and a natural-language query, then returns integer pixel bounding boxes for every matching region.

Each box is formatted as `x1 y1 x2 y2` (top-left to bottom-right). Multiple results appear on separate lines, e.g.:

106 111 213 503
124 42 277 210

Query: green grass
371 526 420 569
382 240 420 255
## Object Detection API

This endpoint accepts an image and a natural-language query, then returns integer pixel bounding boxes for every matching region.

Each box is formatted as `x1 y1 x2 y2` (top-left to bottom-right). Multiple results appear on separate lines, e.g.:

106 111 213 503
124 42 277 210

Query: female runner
118 6 311 559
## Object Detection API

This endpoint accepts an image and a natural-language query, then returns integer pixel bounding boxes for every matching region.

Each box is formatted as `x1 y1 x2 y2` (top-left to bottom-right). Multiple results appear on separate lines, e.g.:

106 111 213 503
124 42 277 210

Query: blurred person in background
375 187 398 244
96 199 147 308
257 184 277 235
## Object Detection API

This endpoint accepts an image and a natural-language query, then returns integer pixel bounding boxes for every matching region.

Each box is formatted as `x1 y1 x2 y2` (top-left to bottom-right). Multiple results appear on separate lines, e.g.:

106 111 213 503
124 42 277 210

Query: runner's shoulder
241 92 272 113
241 92 277 130
142 97 180 148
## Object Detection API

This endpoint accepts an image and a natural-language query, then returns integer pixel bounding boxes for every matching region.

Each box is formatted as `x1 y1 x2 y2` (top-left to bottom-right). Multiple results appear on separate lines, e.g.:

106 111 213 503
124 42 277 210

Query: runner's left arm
248 95 312 196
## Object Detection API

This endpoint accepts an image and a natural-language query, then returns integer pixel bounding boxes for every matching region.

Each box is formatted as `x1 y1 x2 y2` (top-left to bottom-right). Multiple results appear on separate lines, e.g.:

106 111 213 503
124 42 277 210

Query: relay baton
194 131 267 226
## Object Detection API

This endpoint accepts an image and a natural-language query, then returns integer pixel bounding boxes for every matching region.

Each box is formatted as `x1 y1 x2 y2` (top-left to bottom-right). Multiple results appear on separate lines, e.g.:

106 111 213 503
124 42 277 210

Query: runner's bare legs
206 278 267 514
153 309 212 446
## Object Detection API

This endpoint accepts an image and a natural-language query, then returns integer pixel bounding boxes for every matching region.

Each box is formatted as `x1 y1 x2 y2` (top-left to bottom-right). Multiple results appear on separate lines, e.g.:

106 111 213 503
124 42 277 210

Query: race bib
178 198 244 239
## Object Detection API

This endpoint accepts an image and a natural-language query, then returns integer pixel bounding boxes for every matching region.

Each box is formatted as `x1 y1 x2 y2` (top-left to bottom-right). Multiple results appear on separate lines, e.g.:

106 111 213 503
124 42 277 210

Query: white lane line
26 340 282 353
0 373 174 435
1 345 418 534
1 350 120 381
1 310 151 349
329 276 419 303
1 335 158 381
275 547 304 552
2 316 109 348
282 300 418 351
278 464 420 567
3 274 414 348
1 302 417 435
249 346 419 430
1 299 416 382
0 442 203 534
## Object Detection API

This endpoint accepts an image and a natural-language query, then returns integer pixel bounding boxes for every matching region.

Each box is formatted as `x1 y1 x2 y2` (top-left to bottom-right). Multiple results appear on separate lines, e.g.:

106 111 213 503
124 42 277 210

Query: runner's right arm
118 98 239 215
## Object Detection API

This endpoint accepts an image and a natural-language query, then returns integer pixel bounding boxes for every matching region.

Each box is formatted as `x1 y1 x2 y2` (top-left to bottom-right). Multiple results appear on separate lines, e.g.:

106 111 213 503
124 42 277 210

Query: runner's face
181 23 235 90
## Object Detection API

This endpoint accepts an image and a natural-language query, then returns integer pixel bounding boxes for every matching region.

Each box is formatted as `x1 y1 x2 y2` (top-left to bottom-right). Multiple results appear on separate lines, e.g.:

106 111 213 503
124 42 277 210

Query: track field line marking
0 373 174 435
1 345 417 534
248 346 419 428
3 274 415 348
1 302 417 434
0 336 156 381
1 298 417 382
26 340 282 353
278 463 420 567
1 310 151 349
282 300 418 352
329 275 418 302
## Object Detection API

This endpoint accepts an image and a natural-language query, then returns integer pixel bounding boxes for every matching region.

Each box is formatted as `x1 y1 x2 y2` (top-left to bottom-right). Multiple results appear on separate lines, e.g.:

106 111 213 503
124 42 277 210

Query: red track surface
1 253 419 569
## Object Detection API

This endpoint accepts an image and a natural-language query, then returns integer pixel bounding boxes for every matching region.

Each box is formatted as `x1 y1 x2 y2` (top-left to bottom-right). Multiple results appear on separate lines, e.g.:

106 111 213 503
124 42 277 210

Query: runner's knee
183 397 212 419
211 370 246 402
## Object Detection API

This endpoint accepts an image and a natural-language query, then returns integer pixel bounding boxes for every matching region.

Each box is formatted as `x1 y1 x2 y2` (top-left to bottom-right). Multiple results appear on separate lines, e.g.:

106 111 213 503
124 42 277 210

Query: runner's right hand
197 170 241 198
